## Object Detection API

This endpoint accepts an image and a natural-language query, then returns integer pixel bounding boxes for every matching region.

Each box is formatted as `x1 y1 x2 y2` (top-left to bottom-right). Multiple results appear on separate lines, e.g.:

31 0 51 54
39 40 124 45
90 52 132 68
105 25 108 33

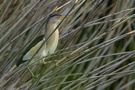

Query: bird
16 14 64 67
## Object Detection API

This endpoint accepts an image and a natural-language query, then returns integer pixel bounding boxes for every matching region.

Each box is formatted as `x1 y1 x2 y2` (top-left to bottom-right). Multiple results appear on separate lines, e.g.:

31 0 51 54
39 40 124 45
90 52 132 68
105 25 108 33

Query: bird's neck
45 23 59 52
46 23 58 39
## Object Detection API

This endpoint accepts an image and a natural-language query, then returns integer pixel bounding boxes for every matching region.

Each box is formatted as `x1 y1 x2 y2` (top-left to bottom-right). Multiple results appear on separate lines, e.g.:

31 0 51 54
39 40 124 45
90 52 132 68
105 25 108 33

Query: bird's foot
42 61 48 64
54 60 59 66
42 60 49 64
42 59 59 66
42 59 52 64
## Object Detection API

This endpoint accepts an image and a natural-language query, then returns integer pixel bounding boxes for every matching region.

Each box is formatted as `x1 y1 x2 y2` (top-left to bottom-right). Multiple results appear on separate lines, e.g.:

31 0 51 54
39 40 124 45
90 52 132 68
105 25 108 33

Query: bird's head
48 14 64 25
45 14 65 32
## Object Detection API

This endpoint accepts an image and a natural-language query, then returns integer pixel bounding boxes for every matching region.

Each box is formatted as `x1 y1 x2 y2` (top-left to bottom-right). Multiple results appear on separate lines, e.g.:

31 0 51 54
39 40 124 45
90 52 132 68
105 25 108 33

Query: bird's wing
16 35 45 66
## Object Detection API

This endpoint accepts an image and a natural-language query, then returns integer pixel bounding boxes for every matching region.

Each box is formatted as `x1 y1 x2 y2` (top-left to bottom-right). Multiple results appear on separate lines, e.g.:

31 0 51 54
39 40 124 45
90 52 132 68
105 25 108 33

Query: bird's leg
27 67 38 80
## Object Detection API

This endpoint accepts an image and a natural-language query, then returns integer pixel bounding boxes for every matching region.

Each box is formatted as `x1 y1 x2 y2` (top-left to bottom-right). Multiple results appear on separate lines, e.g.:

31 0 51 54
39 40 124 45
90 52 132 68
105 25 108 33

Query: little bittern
16 14 63 66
